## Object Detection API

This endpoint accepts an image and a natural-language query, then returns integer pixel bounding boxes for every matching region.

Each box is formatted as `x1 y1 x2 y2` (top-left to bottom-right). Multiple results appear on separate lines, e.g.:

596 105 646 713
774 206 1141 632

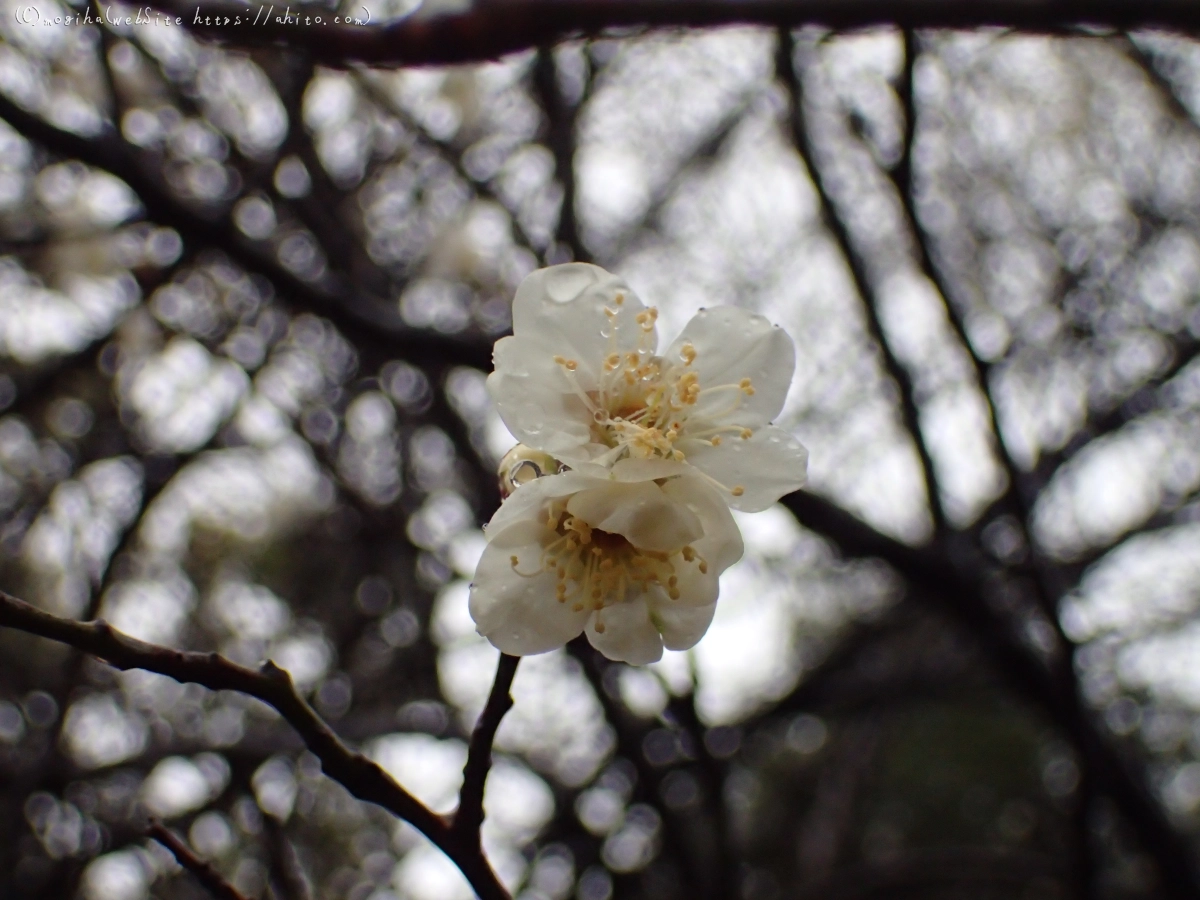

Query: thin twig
0 588 510 900
149 820 250 900
453 653 520 840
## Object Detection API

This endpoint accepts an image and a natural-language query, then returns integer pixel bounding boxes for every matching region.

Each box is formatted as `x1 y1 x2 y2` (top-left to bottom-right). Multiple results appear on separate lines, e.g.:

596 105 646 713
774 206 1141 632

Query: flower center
509 499 709 631
551 303 756 495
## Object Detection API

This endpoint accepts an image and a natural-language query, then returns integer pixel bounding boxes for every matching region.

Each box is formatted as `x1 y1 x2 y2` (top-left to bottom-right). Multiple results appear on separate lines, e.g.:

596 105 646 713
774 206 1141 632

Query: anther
739 378 755 395
731 486 745 497
741 428 752 439
681 342 696 365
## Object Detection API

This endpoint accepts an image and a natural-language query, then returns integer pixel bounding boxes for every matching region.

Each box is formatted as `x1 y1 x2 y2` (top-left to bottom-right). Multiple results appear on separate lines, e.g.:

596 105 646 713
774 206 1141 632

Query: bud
497 444 566 498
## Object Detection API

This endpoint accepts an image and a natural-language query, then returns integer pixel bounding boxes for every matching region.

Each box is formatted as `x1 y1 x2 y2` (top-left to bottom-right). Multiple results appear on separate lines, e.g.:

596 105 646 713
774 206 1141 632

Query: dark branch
453 653 519 840
149 820 251 900
777 30 948 531
0 92 493 373
351 68 545 260
780 490 1200 897
162 0 1200 68
265 817 315 900
0 588 511 900
534 48 586 261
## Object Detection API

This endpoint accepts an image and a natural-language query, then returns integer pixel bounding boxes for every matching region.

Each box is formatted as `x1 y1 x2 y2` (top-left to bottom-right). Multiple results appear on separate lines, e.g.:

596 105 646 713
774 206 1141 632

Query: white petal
661 474 745 572
610 457 687 482
665 306 795 427
485 471 607 539
566 480 703 554
469 522 590 655
650 599 717 652
510 264 654 384
682 425 808 512
586 598 663 665
668 554 721 608
487 338 594 459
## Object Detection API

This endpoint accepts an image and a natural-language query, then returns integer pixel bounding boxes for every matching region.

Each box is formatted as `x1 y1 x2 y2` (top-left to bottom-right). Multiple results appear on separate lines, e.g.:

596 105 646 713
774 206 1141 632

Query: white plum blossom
469 471 743 665
486 263 808 512
471 263 807 663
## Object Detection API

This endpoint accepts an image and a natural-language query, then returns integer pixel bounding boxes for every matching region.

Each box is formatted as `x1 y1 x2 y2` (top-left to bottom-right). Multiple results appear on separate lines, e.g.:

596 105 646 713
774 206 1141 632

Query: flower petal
511 264 653 384
485 470 607 539
469 521 590 655
664 306 795 427
586 598 664 665
650 598 717 652
661 474 745 572
681 425 808 512
566 480 703 554
487 338 594 458
610 457 688 482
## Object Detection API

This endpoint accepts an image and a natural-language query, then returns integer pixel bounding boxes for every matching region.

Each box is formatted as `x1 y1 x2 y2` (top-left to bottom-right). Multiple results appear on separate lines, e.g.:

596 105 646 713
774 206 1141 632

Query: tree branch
160 0 1200 68
0 92 493 373
534 48 586 261
779 490 1200 897
777 30 948 531
453 653 519 841
0 588 511 900
148 820 251 900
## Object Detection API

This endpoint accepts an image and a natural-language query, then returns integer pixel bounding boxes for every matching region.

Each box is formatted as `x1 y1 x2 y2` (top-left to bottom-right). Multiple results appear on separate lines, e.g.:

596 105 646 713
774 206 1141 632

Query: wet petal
665 306 795 428
586 597 663 665
510 264 653 384
566 480 703 554
650 598 717 652
610 457 687 482
683 425 808 512
662 474 745 573
485 470 608 538
469 522 591 655
487 337 593 459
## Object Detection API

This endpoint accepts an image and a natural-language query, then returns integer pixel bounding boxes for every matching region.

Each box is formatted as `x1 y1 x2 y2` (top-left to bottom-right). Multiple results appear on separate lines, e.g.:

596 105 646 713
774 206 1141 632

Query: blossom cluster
470 264 808 664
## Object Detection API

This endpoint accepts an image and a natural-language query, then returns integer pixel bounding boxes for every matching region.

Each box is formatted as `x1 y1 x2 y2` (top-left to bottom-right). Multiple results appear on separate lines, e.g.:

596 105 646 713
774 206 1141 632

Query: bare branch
264 818 315 900
566 637 720 899
351 68 545 259
158 0 1200 69
0 92 493 373
777 30 948 531
779 490 1200 898
0 588 511 900
534 48 586 261
453 653 519 840
149 820 251 900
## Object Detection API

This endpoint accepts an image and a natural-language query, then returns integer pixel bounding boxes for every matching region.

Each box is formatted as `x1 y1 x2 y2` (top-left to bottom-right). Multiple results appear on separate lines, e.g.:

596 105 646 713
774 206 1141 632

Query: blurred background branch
1 5 1200 900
